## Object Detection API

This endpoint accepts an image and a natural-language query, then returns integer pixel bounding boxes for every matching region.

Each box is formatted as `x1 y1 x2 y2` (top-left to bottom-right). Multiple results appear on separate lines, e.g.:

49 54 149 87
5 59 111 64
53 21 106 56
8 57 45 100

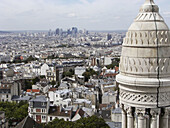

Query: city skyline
0 0 170 31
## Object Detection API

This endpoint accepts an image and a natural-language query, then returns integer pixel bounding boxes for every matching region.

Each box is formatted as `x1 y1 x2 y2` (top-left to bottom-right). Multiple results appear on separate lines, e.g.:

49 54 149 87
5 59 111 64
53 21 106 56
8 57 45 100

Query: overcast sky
0 0 169 31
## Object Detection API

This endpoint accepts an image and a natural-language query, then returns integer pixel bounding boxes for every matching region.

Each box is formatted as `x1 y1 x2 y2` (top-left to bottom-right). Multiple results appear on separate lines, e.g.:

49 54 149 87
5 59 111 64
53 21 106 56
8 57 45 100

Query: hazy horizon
0 29 127 32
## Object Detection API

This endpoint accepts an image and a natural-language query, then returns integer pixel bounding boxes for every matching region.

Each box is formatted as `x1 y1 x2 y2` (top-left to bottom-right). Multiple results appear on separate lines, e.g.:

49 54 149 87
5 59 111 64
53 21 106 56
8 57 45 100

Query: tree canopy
106 58 120 69
0 101 28 126
83 69 97 82
24 77 40 91
45 115 109 128
50 80 56 86
63 69 75 78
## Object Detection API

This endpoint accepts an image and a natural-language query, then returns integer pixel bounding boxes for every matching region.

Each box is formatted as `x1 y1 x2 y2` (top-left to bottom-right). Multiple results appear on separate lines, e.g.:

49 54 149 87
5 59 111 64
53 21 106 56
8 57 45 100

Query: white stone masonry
116 0 170 128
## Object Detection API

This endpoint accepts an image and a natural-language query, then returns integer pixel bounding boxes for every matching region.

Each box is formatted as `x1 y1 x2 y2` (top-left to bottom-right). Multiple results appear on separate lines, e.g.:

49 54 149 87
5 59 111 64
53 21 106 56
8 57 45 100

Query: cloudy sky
0 0 170 31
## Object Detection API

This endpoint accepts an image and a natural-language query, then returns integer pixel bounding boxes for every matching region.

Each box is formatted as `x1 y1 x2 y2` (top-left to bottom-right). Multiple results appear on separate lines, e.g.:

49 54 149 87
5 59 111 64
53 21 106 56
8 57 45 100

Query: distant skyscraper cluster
48 27 88 37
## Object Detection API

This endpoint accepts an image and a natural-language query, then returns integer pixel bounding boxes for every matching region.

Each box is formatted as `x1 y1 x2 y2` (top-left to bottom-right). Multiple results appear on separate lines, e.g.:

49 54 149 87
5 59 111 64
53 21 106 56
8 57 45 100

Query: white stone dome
116 0 170 108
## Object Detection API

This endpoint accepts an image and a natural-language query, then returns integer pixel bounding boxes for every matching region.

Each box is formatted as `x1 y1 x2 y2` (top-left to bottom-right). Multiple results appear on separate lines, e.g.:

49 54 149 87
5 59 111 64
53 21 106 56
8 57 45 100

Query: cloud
113 17 120 19
162 11 170 18
67 13 76 18
163 12 170 15
0 0 169 30
79 0 90 4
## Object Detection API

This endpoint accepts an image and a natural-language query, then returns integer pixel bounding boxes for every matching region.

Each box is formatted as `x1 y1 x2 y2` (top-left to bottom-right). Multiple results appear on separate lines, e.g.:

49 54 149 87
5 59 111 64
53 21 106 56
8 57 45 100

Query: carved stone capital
120 104 127 114
167 108 170 116
136 108 145 117
162 109 169 117
124 105 130 112
150 109 159 118
120 103 124 109
127 107 133 116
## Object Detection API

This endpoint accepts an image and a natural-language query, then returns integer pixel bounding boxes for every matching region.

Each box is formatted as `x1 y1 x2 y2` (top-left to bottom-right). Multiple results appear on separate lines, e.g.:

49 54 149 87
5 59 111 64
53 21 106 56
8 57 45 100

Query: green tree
63 69 74 78
13 104 28 120
24 79 33 91
45 118 75 128
63 71 72 77
106 61 119 69
82 72 91 82
0 102 28 126
40 75 46 79
32 77 40 84
45 115 109 128
50 80 56 86
75 115 109 128
25 56 37 62
83 69 97 82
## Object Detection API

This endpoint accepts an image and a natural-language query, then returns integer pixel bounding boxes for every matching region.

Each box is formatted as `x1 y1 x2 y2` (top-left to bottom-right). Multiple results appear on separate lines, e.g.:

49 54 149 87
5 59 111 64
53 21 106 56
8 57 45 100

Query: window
42 109 46 113
30 102 33 107
42 102 46 106
50 117 52 121
42 116 46 120
6 95 8 98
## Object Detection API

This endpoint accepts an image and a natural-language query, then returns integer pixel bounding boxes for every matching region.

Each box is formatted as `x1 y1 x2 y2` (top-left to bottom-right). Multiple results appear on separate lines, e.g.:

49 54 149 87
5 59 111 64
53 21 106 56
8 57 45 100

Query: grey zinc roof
18 96 31 101
30 95 47 102
112 107 122 114
12 96 31 101
106 122 121 128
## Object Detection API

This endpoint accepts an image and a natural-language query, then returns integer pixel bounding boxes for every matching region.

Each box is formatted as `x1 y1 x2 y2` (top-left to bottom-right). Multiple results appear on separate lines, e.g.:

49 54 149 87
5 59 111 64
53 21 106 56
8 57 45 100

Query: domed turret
116 0 170 128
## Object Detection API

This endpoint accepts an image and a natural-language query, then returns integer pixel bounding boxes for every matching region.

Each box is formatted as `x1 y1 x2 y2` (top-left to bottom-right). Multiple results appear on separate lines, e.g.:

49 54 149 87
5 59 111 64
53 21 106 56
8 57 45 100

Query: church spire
135 0 162 22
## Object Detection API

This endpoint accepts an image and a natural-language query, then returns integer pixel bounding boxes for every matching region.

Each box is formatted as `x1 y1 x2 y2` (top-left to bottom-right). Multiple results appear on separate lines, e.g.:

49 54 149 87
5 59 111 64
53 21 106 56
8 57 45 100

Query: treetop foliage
0 101 28 126
45 115 109 128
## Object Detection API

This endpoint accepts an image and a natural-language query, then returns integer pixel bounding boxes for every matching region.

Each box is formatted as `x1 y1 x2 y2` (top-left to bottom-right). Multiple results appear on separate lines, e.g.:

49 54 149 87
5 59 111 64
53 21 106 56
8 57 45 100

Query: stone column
136 109 146 128
121 104 127 128
150 110 158 128
138 114 146 128
168 114 170 128
160 109 169 128
168 109 170 128
127 107 134 128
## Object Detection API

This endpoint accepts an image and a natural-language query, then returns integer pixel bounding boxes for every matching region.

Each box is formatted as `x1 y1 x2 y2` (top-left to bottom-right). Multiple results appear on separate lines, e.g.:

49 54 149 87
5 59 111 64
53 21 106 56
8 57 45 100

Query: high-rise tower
116 0 170 128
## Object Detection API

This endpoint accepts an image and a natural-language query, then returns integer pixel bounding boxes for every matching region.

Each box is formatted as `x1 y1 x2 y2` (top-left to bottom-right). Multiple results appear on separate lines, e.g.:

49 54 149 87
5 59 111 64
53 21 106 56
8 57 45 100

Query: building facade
116 0 170 128
28 95 50 124
0 80 21 102
0 69 3 80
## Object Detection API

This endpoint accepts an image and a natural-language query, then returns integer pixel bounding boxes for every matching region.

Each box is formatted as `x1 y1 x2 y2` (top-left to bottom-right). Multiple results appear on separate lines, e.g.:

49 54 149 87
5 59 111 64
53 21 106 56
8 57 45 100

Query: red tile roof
26 89 40 93
49 88 57 91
